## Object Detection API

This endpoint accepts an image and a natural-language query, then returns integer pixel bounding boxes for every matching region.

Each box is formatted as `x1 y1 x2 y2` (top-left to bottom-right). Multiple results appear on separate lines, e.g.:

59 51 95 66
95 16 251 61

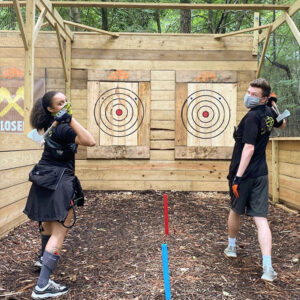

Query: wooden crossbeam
12 0 28 50
54 23 69 82
256 25 273 78
259 0 300 42
0 1 291 11
33 7 47 45
63 20 119 38
285 13 300 47
35 0 67 40
214 24 270 39
39 0 73 41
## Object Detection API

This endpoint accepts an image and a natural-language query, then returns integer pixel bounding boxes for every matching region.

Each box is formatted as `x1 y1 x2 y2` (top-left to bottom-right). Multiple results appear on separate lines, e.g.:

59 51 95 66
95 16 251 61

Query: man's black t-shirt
40 124 77 170
228 105 282 179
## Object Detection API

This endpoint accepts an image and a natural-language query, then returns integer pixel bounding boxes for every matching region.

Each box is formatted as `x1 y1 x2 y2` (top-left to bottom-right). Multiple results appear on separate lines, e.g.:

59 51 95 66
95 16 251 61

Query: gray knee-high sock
41 235 51 257
37 250 60 288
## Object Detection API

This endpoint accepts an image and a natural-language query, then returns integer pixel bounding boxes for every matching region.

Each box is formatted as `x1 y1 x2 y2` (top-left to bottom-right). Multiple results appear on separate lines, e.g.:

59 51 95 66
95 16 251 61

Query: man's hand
232 176 242 198
54 109 72 123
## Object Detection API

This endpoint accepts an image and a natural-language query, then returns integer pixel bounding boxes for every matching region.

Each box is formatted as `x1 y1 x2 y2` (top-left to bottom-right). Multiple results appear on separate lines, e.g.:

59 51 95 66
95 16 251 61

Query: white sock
228 237 236 247
262 255 272 268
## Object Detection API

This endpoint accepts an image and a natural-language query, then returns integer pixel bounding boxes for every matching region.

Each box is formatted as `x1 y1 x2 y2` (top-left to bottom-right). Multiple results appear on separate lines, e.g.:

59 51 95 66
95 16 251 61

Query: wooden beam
35 0 68 40
214 24 270 39
54 23 69 82
259 0 300 42
24 0 36 133
63 20 119 38
272 140 279 204
0 1 291 11
39 0 73 41
12 0 28 50
252 12 259 55
33 7 47 45
285 13 300 47
256 25 272 78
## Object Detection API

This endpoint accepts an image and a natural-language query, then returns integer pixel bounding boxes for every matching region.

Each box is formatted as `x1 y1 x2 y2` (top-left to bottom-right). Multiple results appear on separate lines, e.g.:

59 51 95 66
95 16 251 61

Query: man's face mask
244 94 264 109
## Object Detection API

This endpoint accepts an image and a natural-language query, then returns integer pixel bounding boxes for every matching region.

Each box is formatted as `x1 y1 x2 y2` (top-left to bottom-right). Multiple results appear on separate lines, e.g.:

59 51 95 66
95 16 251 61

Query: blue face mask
244 94 262 109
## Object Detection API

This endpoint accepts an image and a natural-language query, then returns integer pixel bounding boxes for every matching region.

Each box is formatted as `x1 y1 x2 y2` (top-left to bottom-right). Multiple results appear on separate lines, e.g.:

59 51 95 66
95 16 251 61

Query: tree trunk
69 0 81 30
155 10 161 33
101 0 109 31
180 0 191 33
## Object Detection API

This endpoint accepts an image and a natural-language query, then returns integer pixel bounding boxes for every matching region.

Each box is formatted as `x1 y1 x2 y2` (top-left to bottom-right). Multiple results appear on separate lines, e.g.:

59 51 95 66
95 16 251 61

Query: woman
23 91 96 299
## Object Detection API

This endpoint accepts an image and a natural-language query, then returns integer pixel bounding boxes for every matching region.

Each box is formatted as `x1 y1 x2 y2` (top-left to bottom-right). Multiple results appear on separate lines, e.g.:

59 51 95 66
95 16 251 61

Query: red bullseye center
202 111 209 118
116 108 123 116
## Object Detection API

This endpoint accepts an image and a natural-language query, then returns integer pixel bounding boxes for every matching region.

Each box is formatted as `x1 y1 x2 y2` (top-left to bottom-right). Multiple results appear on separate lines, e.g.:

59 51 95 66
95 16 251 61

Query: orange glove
232 176 242 198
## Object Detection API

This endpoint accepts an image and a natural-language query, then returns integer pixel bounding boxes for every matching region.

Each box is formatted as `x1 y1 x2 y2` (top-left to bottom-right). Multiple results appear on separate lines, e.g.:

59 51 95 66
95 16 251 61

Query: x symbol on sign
0 86 24 117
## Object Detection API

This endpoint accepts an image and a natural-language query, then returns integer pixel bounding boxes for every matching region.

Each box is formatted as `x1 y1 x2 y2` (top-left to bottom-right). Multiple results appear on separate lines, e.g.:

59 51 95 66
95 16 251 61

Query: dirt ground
0 190 299 300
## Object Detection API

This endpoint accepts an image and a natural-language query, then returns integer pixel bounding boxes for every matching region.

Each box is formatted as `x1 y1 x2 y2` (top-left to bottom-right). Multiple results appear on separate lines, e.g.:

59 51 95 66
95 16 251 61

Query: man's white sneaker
31 279 68 299
224 245 237 258
261 266 277 282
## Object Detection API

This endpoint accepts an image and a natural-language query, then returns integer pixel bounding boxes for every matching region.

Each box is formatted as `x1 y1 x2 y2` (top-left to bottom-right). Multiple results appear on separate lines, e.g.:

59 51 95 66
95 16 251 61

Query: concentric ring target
94 87 144 137
181 89 231 139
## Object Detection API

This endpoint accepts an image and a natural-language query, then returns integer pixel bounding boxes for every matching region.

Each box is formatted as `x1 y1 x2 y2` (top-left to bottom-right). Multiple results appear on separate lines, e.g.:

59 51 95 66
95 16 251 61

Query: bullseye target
94 87 144 137
181 89 231 139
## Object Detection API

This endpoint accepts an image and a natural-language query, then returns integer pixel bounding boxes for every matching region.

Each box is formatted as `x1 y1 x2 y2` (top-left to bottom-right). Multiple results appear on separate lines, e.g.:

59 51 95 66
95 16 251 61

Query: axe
272 103 290 123
27 121 58 146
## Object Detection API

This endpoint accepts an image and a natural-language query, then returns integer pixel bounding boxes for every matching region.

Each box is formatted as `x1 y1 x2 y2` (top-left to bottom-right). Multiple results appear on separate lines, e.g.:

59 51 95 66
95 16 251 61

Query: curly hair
30 91 58 130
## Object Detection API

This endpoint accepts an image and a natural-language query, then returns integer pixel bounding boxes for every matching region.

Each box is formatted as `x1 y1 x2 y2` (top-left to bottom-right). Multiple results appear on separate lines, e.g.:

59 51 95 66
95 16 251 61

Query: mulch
0 190 299 300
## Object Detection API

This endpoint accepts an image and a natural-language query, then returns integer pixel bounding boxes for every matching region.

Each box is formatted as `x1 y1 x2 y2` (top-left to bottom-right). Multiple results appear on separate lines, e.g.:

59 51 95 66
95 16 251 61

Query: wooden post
65 37 71 100
24 0 36 133
252 12 259 55
256 25 272 78
272 140 279 204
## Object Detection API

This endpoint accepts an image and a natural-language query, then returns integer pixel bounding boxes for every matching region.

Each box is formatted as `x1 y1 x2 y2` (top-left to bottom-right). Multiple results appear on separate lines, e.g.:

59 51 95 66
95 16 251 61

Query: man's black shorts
229 175 269 217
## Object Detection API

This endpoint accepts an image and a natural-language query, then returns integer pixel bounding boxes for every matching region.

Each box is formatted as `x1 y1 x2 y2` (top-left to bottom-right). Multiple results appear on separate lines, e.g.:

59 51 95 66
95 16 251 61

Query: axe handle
42 121 58 139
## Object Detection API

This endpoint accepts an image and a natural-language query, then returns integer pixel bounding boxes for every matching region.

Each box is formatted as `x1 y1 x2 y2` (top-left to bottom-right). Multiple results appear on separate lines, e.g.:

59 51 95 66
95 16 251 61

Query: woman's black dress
24 124 83 222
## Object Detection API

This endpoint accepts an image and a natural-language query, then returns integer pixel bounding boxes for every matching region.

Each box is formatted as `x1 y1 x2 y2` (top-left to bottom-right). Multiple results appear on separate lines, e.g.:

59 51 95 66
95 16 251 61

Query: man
224 78 286 282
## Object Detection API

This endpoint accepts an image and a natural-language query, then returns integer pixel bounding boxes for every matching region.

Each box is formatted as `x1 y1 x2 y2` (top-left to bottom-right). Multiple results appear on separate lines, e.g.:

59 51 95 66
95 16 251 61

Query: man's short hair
249 78 271 97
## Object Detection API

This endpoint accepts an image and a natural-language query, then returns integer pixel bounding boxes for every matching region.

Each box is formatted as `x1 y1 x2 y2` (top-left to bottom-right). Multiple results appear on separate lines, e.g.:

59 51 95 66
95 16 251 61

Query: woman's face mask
244 94 263 108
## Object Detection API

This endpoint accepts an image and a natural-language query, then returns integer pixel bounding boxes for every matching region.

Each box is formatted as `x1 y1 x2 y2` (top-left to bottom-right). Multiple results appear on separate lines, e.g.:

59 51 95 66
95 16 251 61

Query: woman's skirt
23 163 83 222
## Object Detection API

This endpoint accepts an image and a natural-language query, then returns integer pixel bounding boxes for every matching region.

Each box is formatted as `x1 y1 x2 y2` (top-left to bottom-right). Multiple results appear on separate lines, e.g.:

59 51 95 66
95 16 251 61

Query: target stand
175 82 237 160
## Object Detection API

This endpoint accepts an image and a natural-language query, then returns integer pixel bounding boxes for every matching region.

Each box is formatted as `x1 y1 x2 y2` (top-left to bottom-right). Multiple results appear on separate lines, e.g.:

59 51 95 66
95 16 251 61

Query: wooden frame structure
0 1 299 237
1 0 298 133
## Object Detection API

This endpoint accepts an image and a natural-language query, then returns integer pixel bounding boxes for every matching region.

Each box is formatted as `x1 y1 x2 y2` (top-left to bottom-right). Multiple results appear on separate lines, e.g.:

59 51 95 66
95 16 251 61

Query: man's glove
232 176 242 198
54 109 72 123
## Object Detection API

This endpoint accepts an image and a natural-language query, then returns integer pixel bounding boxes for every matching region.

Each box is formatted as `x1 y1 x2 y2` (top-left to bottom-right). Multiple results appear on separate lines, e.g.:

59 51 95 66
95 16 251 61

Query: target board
181 83 236 147
94 82 143 146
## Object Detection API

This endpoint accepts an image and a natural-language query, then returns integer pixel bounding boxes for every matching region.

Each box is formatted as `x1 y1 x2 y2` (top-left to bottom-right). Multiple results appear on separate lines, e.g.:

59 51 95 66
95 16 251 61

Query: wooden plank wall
0 31 63 237
267 139 300 210
71 33 256 191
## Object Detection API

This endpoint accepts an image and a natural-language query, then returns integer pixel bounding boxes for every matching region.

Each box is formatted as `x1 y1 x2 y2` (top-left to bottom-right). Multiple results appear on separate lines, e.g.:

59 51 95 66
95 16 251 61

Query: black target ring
94 87 144 137
181 89 231 139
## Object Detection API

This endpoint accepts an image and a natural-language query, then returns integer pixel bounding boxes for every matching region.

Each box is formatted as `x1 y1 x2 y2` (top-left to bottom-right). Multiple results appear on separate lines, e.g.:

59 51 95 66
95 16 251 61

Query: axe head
276 109 290 123
27 129 45 146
